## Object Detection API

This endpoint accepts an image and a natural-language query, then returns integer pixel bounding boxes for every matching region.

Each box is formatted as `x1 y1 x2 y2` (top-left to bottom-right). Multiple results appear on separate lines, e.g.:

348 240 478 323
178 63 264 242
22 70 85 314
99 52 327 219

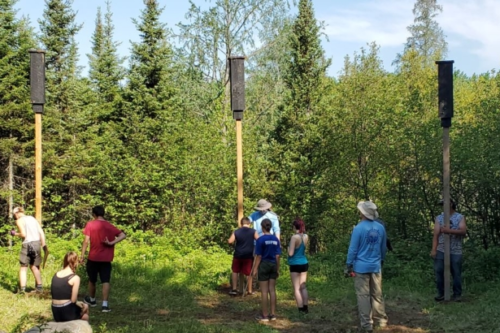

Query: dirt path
194 284 431 333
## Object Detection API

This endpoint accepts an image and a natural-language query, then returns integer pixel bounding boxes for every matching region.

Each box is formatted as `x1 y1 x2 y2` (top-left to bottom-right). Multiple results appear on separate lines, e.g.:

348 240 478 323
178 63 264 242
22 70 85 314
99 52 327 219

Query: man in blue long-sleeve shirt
346 201 388 333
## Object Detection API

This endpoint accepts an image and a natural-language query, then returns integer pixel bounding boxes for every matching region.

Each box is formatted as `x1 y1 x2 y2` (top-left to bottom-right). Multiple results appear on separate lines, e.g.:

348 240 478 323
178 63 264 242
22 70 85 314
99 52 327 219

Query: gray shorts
19 241 42 267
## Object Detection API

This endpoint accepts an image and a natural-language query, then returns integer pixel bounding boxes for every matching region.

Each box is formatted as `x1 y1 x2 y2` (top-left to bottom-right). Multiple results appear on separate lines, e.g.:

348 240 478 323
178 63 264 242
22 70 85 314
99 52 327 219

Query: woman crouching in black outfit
51 251 89 322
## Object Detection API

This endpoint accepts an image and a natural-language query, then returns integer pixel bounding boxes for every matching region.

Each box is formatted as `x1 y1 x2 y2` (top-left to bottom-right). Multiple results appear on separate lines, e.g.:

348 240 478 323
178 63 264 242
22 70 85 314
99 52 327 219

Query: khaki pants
354 272 388 330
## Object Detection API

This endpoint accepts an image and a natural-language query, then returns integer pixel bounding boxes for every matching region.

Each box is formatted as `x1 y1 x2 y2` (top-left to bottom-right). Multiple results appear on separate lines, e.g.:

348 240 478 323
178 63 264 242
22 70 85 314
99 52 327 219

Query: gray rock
24 320 92 333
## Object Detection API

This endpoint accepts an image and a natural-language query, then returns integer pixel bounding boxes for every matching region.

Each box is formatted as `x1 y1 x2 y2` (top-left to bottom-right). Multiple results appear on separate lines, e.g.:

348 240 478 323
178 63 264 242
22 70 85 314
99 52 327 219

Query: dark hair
240 217 251 225
92 206 105 217
438 200 457 211
293 218 306 233
261 218 272 232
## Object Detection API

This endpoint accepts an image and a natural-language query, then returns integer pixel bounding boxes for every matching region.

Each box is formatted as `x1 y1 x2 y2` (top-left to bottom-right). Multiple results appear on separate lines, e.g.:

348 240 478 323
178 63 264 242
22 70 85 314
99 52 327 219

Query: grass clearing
1 235 500 333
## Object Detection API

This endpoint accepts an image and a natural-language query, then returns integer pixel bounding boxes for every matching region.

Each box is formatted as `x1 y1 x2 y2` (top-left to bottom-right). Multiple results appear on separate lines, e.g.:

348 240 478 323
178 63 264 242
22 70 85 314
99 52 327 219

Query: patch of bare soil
196 286 432 333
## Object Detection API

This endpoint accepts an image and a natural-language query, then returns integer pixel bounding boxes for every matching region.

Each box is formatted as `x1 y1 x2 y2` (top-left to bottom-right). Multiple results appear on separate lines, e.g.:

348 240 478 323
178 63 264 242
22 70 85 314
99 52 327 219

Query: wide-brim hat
357 201 378 220
255 199 272 211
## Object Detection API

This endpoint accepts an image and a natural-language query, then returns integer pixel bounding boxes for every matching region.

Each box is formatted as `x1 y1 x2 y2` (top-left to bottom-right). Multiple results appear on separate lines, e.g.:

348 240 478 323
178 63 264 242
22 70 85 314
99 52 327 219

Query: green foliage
87 1 125 122
0 0 36 234
395 0 447 67
1 0 500 288
2 235 500 332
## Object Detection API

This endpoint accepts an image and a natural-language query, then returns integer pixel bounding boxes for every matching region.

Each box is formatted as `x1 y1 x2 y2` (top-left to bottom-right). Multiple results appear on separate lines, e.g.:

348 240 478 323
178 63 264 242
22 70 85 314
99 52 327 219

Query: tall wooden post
228 56 246 226
9 148 13 250
29 50 46 225
236 120 243 224
436 60 454 301
229 56 246 294
35 113 42 223
442 127 451 301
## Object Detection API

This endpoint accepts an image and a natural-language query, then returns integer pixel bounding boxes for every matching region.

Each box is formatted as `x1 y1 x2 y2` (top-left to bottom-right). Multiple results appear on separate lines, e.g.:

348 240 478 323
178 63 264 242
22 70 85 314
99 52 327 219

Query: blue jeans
434 251 462 297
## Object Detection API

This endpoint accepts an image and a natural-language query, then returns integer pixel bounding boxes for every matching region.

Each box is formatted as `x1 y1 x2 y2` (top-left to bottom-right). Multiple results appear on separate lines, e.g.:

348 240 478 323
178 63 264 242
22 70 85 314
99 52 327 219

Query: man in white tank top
12 207 46 293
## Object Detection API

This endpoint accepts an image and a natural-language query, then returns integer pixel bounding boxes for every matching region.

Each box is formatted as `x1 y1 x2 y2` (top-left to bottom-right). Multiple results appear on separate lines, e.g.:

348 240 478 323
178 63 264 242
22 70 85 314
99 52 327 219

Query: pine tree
126 0 175 119
284 0 331 116
395 0 447 66
38 0 94 230
88 0 125 111
101 0 180 229
0 0 37 211
270 0 331 251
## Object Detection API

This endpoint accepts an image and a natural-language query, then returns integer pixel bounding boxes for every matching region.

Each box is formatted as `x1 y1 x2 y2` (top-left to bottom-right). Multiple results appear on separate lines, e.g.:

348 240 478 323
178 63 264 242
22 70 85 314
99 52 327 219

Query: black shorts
19 241 42 267
86 260 112 283
52 302 82 322
289 263 309 273
258 260 278 281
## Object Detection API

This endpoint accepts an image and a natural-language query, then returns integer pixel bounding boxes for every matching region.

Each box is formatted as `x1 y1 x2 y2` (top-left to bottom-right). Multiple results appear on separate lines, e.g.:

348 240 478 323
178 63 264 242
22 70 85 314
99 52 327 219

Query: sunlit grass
1 234 500 332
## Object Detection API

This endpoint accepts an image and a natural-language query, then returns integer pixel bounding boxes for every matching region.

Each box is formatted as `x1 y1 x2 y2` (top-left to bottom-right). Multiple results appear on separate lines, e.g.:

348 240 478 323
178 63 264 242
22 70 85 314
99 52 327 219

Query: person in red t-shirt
80 206 126 312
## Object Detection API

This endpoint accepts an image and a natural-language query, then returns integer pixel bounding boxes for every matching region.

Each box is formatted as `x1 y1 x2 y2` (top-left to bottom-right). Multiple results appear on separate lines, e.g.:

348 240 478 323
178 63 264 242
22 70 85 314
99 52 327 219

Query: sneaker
453 295 462 302
255 315 269 322
84 296 97 307
268 314 277 321
102 305 111 312
229 290 238 295
434 295 444 302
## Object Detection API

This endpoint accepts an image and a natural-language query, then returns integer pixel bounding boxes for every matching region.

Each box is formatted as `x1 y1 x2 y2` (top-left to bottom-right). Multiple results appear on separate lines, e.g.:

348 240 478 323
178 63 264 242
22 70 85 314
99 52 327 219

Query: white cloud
321 0 500 68
321 0 414 47
439 0 500 66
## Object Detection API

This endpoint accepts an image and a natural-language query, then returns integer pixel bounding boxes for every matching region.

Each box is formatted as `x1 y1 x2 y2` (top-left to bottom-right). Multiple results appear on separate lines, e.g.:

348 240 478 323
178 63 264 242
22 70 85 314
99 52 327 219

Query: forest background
1 0 500 331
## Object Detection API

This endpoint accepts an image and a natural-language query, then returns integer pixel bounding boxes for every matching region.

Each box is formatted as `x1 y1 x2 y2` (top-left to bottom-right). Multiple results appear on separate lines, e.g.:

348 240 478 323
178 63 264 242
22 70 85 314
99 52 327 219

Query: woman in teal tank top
288 218 309 313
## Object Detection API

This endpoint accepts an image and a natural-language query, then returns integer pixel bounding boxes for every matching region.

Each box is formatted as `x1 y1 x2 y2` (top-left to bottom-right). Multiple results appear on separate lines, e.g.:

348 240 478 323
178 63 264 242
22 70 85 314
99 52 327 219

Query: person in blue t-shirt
252 219 281 322
346 201 388 333
248 199 281 240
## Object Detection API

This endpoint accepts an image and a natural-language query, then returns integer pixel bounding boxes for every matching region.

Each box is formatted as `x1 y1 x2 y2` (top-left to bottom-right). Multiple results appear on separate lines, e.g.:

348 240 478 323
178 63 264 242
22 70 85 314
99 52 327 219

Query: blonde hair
13 207 24 215
63 251 79 273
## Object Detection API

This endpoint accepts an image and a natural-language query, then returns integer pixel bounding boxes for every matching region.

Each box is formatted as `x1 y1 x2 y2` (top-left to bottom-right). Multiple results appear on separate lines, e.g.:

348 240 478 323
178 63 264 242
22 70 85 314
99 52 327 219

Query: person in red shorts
228 217 258 295
80 206 126 312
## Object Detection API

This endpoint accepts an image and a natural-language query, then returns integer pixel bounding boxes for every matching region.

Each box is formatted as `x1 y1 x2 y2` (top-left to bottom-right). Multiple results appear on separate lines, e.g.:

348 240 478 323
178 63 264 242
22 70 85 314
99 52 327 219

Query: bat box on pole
436 60 454 128
29 49 46 114
228 56 245 120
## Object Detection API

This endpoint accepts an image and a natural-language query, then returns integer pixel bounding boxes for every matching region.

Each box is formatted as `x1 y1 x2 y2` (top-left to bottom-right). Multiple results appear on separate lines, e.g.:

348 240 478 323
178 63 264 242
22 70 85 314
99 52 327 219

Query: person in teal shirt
288 218 309 313
346 201 388 333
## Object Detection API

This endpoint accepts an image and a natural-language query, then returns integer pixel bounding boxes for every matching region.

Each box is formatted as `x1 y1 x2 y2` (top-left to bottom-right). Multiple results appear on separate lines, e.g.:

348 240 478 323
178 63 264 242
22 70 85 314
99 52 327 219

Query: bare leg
269 279 277 315
19 266 28 290
102 282 110 301
88 281 96 298
300 272 308 306
246 275 253 293
231 272 238 291
238 274 245 293
30 265 42 286
259 281 269 317
291 272 303 307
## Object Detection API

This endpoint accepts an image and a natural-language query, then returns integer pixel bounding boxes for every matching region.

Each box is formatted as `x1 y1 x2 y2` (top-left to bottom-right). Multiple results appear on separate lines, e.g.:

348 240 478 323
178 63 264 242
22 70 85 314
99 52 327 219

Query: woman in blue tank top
288 218 309 313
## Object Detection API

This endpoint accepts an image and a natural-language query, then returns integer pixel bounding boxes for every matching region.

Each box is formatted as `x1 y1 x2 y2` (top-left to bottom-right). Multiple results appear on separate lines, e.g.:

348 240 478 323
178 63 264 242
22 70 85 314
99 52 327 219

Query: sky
14 0 500 77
